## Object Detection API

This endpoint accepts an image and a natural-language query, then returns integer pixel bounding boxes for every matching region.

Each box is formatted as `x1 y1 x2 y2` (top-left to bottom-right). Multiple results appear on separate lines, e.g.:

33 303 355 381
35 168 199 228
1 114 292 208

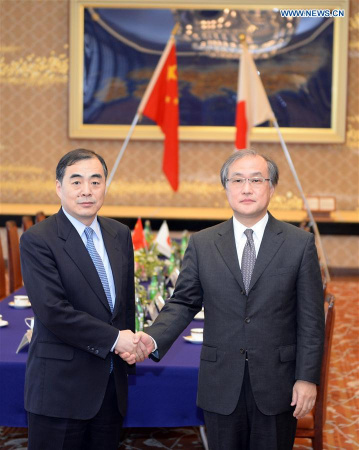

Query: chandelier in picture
174 9 300 59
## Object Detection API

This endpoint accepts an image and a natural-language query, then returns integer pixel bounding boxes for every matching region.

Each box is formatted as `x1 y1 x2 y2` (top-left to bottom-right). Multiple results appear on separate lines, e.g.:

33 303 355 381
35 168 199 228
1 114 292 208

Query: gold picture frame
69 0 349 143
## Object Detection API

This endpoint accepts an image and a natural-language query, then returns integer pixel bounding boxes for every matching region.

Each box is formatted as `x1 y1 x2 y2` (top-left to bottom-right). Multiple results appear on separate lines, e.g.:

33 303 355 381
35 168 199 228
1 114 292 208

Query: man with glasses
130 150 325 450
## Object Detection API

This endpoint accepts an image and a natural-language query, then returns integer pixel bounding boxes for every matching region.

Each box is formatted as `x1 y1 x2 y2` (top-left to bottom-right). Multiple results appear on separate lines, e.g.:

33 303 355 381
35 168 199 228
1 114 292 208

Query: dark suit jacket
147 213 325 416
20 208 135 420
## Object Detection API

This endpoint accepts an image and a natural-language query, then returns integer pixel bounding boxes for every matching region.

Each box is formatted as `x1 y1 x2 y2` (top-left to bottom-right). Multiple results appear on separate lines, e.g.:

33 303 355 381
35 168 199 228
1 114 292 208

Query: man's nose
242 179 253 193
81 181 92 195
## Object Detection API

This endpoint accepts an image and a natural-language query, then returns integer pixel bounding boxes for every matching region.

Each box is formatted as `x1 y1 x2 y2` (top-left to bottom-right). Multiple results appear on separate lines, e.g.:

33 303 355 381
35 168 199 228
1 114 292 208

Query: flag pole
272 119 330 283
106 112 140 190
106 23 180 191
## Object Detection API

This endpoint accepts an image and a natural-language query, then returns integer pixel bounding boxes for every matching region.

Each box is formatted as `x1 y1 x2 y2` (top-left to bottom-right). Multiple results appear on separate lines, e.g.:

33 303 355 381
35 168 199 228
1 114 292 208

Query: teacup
25 317 34 329
0 314 7 325
190 328 203 341
14 295 30 307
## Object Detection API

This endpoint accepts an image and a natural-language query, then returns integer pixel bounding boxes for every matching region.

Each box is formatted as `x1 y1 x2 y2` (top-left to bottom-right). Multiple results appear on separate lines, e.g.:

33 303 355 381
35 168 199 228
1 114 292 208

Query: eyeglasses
225 177 271 188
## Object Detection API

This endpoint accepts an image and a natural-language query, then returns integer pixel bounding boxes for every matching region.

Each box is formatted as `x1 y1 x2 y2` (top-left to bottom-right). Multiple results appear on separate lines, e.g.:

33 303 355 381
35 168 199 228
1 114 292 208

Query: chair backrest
314 294 335 427
35 211 46 223
22 215 34 232
5 220 22 293
0 238 6 299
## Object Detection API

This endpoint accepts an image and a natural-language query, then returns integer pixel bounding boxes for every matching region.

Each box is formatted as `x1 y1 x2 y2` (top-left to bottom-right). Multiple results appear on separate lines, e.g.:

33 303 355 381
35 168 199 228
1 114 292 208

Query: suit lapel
98 217 123 317
248 213 285 292
56 209 112 313
214 219 245 291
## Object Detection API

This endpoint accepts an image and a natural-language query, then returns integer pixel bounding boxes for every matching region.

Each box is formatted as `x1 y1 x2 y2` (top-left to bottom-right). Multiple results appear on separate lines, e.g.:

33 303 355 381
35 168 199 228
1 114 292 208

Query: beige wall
0 0 358 269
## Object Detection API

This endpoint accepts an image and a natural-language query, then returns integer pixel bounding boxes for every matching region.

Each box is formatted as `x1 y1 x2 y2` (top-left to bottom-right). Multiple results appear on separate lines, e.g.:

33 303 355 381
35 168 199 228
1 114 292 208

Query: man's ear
55 180 62 199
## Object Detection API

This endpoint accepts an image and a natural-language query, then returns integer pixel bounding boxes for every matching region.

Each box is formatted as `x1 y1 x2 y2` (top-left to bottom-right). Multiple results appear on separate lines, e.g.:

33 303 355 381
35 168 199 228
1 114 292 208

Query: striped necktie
85 227 114 372
84 227 113 313
241 229 256 294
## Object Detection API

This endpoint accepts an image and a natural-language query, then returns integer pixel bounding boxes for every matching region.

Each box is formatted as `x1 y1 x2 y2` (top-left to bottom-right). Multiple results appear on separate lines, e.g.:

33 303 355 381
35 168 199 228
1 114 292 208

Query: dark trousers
27 373 123 450
203 363 297 450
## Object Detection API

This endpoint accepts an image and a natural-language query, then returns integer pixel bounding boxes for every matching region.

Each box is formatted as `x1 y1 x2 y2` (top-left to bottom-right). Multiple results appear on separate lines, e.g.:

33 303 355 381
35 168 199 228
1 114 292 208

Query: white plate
8 301 31 309
0 320 9 327
194 311 204 320
183 335 203 344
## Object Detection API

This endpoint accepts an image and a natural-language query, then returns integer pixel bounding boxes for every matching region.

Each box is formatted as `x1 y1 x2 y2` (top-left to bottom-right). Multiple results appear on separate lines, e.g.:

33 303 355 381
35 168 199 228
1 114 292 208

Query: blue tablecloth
0 288 204 427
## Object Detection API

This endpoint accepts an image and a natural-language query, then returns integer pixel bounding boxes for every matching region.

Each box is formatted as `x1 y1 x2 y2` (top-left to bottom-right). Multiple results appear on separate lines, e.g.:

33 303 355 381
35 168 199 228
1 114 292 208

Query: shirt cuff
111 331 121 352
151 336 158 352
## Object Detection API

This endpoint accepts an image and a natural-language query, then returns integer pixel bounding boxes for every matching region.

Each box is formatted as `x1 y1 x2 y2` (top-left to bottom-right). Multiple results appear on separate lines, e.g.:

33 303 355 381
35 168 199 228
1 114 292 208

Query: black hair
56 149 108 183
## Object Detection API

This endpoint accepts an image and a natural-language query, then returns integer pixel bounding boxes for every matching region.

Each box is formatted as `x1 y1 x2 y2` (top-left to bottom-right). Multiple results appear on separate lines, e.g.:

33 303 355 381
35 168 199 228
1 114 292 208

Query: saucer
183 335 203 344
194 311 204 320
8 301 31 309
0 320 9 327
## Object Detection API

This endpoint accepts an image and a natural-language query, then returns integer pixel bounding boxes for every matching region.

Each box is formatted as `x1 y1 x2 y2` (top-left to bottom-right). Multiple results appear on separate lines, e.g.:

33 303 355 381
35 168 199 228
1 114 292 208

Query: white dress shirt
62 208 119 350
233 213 269 268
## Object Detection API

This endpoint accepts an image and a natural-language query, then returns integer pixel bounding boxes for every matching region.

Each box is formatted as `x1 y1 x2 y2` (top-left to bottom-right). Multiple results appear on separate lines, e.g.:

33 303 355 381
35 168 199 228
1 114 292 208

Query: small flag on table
132 218 147 250
155 220 172 258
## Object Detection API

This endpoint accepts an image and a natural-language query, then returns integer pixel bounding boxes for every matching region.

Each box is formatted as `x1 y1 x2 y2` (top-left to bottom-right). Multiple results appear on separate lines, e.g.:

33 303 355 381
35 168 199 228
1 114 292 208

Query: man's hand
120 332 155 363
136 332 155 361
114 330 137 355
291 380 317 419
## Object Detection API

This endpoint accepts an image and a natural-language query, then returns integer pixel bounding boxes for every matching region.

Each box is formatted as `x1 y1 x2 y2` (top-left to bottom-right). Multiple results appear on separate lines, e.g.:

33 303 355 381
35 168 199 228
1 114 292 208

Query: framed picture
69 0 349 143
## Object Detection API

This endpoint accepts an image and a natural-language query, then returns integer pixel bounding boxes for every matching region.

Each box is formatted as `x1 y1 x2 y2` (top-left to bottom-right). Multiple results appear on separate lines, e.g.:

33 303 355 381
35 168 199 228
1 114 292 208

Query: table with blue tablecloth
0 288 204 428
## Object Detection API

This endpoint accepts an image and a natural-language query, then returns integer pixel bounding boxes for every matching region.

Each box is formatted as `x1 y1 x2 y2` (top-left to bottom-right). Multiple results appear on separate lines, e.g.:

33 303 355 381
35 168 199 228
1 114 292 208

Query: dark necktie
241 229 256 294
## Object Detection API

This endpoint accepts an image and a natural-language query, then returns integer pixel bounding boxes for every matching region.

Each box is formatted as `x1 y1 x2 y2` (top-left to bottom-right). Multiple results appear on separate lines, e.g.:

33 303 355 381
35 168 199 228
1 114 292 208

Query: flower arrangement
134 246 165 282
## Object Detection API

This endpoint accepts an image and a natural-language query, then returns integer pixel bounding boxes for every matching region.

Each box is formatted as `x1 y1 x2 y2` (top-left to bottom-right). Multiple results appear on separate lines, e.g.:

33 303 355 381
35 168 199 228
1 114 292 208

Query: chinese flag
139 37 179 191
235 45 274 149
132 218 147 250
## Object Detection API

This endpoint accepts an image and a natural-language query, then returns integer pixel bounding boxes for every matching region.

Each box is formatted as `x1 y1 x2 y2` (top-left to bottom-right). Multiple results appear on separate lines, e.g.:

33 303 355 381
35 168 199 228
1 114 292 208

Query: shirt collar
62 207 100 239
233 213 269 240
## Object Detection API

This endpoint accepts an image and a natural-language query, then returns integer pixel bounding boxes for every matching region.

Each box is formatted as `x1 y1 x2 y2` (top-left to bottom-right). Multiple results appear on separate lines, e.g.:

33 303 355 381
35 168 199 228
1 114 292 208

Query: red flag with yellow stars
132 218 147 250
139 37 179 191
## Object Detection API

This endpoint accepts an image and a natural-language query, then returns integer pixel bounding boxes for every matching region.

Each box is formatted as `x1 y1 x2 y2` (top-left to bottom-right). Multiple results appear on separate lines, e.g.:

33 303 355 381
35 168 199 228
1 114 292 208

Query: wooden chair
35 211 46 223
295 294 336 449
5 220 22 293
0 238 6 300
22 215 34 232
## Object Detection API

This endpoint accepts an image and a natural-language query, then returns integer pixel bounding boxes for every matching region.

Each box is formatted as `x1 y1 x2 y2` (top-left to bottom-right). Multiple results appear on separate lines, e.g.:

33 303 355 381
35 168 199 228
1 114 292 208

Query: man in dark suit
20 149 140 450
130 150 325 449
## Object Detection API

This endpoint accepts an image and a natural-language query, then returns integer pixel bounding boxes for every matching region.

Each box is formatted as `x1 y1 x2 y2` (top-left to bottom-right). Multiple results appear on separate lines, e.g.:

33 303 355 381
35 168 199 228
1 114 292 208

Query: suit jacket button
86 346 90 350
91 347 95 352
245 317 251 324
95 349 99 355
240 348 245 354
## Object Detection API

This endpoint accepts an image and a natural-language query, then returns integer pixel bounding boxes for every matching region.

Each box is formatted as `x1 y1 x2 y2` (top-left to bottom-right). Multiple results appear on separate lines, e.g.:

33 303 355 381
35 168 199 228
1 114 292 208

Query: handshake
114 330 155 365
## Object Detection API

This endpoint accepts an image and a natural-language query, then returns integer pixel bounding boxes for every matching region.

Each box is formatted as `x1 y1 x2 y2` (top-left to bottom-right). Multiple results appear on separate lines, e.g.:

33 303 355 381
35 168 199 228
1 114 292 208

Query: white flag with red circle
155 220 172 258
235 45 275 149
